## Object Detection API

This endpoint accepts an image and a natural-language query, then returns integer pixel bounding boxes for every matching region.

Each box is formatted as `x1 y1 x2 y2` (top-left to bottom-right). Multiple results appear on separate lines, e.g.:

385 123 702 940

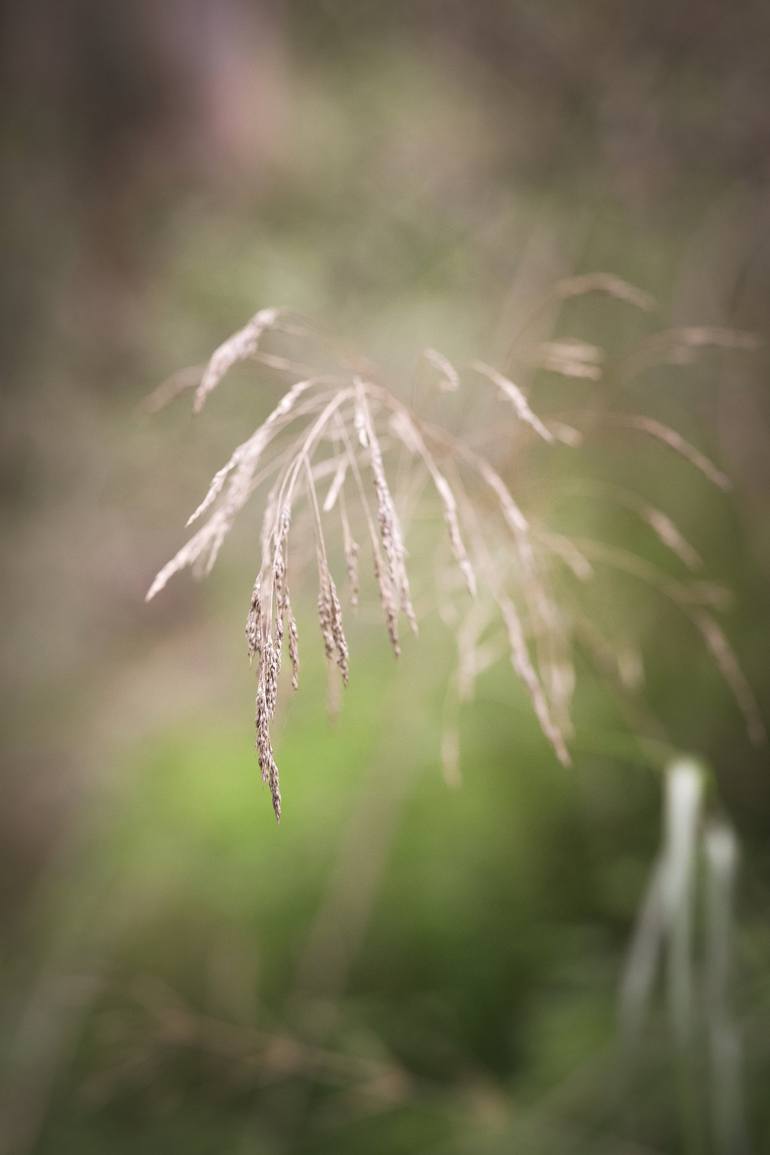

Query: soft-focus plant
621 759 748 1155
147 279 764 820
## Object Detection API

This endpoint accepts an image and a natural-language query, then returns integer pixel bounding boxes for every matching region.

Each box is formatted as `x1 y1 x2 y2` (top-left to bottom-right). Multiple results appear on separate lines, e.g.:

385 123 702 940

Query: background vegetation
2 3 770 1152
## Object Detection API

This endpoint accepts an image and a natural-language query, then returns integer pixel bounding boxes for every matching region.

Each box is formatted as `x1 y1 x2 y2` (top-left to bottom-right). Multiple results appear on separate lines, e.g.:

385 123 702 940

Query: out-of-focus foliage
2 4 770 1154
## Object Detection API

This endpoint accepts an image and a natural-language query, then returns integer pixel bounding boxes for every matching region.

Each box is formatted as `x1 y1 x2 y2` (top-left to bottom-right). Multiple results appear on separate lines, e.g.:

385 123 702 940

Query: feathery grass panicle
147 281 763 816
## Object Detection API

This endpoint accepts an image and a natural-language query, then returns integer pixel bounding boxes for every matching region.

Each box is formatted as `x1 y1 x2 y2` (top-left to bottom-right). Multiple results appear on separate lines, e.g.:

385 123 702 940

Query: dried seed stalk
147 286 763 817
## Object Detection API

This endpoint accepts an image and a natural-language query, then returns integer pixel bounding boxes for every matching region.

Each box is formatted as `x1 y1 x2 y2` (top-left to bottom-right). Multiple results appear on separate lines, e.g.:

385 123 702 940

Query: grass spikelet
499 595 570 766
423 347 459 391
555 272 656 311
387 407 476 597
541 533 594 582
470 361 554 442
303 456 350 687
558 482 703 571
641 507 702 571
142 366 203 413
622 325 762 381
146 510 228 601
194 307 280 412
322 458 348 513
256 684 282 821
339 490 360 608
354 381 416 634
607 414 731 490
287 599 300 690
534 338 604 380
693 612 766 746
245 576 263 663
319 571 349 685
549 421 584 447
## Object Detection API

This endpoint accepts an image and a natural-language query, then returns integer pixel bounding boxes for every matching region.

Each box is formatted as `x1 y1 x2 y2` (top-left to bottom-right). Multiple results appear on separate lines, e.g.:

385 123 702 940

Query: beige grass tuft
147 279 763 817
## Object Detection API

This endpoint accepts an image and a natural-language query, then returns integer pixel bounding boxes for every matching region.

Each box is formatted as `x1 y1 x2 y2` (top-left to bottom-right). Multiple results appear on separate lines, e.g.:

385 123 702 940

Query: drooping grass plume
147 277 764 818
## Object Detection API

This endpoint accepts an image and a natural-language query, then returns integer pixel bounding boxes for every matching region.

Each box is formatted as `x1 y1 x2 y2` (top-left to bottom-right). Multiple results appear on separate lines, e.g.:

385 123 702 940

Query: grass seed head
147 284 763 816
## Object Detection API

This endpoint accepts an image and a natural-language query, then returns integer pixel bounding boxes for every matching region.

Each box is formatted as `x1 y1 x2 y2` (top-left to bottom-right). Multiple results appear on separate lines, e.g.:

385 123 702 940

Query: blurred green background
2 3 770 1153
